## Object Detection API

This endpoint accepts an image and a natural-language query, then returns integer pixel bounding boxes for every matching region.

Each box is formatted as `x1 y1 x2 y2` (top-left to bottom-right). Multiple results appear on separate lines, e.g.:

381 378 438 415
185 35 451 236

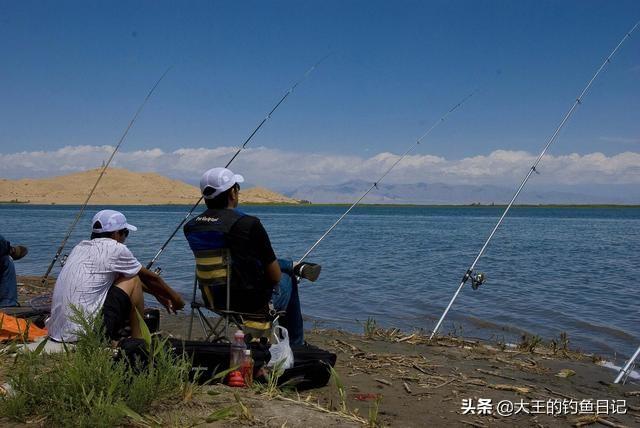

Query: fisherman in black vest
183 167 321 345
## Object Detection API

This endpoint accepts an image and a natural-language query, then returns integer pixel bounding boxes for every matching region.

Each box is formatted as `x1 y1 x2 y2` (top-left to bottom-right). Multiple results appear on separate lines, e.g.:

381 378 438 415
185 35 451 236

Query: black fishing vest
184 208 266 295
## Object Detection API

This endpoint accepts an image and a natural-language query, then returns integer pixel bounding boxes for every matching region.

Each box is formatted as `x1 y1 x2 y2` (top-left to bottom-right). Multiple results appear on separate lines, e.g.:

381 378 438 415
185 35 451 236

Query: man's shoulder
231 210 261 229
185 209 257 232
184 210 217 233
234 209 258 222
79 238 132 255
231 213 269 241
73 238 111 251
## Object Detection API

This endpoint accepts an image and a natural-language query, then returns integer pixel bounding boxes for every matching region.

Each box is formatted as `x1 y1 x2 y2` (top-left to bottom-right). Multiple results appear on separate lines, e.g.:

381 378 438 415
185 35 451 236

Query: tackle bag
276 342 337 390
117 337 337 390
0 306 48 329
117 337 271 382
0 311 48 342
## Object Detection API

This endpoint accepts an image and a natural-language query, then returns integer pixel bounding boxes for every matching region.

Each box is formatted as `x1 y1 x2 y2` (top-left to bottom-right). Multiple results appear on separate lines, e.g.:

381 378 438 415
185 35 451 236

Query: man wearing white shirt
47 209 184 343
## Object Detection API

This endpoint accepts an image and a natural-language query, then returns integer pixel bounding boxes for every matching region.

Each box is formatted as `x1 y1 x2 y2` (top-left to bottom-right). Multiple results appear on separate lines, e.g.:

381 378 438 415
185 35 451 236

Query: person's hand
171 292 185 311
154 293 176 314
154 291 184 314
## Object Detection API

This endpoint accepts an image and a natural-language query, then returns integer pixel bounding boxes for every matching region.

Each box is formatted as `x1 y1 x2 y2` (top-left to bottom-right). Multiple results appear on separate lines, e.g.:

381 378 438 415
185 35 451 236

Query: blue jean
0 234 18 307
271 259 304 346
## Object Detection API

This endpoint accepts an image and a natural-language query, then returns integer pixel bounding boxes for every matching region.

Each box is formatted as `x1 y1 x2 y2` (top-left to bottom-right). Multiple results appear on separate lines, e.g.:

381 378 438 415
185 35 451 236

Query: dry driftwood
544 386 576 401
459 419 487 428
433 378 456 389
464 378 488 387
488 384 531 394
334 339 359 352
475 368 517 381
397 334 416 343
573 415 629 428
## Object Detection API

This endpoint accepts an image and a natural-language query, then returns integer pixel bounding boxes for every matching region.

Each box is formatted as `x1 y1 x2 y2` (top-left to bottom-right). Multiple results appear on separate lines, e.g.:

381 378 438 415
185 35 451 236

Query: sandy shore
5 276 640 427
0 168 303 205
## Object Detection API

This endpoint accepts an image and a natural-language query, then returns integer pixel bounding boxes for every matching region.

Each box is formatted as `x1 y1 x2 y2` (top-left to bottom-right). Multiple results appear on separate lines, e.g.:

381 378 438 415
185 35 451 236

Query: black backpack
117 337 337 390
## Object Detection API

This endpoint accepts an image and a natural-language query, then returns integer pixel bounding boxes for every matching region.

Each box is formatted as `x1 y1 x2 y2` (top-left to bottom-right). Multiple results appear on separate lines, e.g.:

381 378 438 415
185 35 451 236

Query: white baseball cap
200 167 245 199
91 209 138 233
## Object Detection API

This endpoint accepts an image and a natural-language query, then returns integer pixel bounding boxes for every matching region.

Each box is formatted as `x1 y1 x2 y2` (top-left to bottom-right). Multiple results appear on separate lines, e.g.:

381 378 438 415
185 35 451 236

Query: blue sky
1 1 639 190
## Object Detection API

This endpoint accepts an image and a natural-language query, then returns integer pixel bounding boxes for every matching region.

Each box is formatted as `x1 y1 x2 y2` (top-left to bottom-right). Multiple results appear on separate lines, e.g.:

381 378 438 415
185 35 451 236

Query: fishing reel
462 269 486 290
154 266 163 276
59 254 69 267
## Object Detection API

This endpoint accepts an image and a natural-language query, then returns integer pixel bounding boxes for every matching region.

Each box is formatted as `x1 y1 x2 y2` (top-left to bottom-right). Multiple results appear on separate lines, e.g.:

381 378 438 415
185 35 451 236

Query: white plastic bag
267 325 294 369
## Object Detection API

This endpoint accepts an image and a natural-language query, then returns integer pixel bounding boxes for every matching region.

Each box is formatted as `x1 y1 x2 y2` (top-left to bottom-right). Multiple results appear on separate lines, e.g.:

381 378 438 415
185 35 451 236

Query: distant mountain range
5 169 636 205
285 180 640 205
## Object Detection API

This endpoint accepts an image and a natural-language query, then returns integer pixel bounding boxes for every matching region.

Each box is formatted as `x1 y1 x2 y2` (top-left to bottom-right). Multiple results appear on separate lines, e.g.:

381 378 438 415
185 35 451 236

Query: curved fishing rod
296 90 476 264
429 21 640 340
41 67 173 284
146 55 330 270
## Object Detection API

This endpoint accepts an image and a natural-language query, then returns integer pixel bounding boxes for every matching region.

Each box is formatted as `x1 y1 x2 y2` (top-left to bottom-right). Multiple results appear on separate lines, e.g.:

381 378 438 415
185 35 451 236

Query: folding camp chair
187 248 282 342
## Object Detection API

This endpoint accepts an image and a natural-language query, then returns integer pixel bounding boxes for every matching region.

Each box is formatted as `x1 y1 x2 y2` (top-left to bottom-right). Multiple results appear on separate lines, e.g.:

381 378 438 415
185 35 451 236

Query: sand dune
0 168 302 205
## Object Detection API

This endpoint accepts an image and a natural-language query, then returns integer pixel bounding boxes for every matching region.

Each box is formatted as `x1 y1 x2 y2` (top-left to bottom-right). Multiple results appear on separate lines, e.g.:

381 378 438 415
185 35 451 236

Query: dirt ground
162 315 640 428
3 277 640 427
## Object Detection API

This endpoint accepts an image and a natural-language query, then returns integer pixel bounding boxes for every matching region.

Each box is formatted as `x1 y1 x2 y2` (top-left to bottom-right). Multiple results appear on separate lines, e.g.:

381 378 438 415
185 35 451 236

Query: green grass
0 306 193 427
363 316 377 338
368 394 382 427
329 366 346 413
252 360 286 398
518 333 543 353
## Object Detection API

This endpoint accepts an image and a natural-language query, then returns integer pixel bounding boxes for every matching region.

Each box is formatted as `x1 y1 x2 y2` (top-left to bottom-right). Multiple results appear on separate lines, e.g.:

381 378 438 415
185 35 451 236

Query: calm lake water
1 204 638 359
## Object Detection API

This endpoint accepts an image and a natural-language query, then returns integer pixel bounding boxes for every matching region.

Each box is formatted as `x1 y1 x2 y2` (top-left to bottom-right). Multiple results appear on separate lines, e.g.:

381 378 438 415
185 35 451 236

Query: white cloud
0 145 639 188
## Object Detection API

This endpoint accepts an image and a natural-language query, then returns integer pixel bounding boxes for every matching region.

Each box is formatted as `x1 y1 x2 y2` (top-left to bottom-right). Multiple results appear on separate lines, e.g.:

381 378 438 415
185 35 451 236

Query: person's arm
113 244 185 313
249 219 281 286
137 267 186 313
264 259 281 286
0 235 10 257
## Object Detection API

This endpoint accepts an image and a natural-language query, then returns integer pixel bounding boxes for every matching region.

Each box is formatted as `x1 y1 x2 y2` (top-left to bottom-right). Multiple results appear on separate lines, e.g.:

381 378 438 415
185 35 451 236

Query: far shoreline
2 202 640 208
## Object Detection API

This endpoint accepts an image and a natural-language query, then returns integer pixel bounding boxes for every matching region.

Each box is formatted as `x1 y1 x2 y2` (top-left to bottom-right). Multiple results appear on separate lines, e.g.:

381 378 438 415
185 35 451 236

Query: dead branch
544 387 576 401
458 419 487 428
488 384 531 394
475 368 517 381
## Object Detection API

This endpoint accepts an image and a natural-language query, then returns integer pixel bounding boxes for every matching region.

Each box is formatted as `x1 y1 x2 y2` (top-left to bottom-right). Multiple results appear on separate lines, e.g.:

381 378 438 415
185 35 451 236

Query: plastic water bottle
241 349 254 387
230 330 246 368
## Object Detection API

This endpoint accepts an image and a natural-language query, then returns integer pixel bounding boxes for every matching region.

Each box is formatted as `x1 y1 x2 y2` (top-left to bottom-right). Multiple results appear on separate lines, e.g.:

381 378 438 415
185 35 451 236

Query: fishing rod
429 21 640 340
296 90 476 264
614 344 640 384
146 55 330 270
41 67 173 284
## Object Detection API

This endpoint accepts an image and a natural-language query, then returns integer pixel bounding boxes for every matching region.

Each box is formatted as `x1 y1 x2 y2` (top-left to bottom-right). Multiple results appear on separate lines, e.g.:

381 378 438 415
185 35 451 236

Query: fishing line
146 55 330 270
41 67 173 284
296 90 477 264
429 20 640 340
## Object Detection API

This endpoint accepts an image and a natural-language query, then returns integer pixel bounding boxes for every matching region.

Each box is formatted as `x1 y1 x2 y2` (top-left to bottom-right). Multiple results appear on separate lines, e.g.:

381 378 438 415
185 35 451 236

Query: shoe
10 245 28 261
294 262 321 282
